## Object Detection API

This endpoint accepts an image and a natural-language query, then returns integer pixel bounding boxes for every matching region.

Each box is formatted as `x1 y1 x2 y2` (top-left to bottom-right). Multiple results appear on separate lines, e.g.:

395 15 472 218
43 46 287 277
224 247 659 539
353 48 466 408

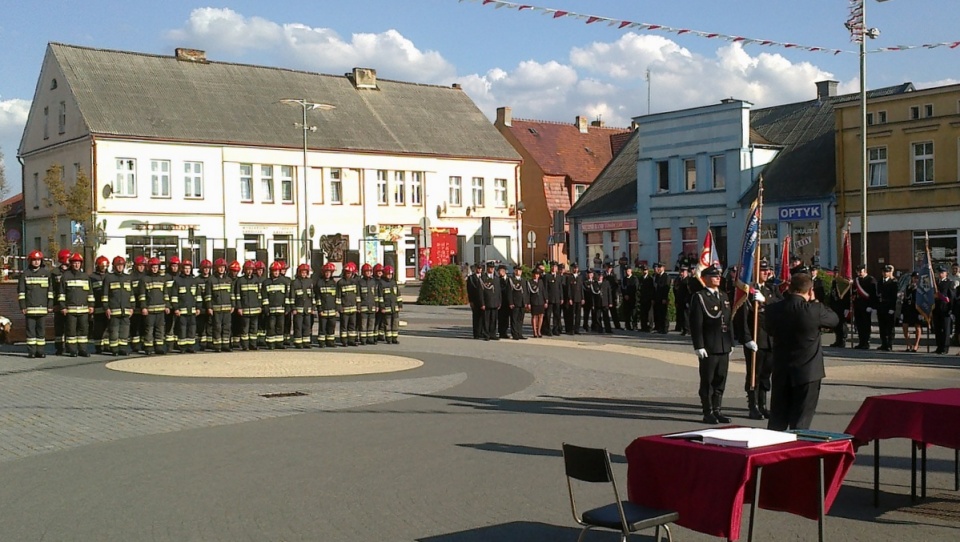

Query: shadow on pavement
417 521 637 542
455 441 627 464
829 484 960 530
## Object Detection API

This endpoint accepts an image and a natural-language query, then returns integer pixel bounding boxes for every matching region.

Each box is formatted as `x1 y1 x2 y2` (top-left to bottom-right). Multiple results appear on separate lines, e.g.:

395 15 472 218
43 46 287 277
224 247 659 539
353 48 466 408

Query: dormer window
50 79 57 90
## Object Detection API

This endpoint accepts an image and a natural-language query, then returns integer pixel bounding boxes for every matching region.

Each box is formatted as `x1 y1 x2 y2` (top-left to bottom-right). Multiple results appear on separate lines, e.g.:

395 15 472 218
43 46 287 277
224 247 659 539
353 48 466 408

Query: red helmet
361 263 372 273
168 256 181 265
297 263 310 274
269 261 283 272
58 249 72 264
28 250 43 260
229 261 241 272
95 255 109 268
373 264 383 272
384 265 394 274
200 259 213 269
242 260 255 271
323 263 336 272
182 260 193 268
344 262 357 273
214 258 227 267
113 256 126 267
253 261 265 271
69 252 84 263
148 257 161 266
134 255 147 265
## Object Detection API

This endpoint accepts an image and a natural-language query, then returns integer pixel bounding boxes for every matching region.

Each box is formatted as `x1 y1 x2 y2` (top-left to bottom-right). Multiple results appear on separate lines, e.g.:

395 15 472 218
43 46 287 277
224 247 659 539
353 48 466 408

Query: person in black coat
933 265 955 354
595 273 613 333
563 263 584 334
689 265 735 424
505 265 529 340
496 264 511 339
621 266 639 330
900 271 922 352
582 269 598 332
465 264 483 339
603 263 622 330
651 262 671 334
852 265 878 349
764 273 840 431
829 274 851 347
876 264 899 351
736 262 781 420
637 265 653 332
672 266 691 334
479 262 501 341
543 263 564 336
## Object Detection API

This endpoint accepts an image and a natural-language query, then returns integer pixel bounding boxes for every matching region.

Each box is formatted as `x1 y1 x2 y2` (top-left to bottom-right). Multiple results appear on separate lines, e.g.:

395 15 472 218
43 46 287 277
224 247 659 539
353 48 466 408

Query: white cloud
0 97 30 188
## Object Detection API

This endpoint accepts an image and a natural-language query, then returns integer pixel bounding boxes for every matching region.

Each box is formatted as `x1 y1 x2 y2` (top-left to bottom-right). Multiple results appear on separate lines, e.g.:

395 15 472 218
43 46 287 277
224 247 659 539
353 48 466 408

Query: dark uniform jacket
689 287 734 355
812 276 826 302
543 272 562 305
205 273 234 312
736 281 781 349
672 275 691 311
479 273 501 308
358 276 380 312
527 278 545 307
934 278 955 316
102 271 135 312
90 271 107 315
138 272 168 314
652 272 671 303
621 274 639 302
315 276 339 316
175 274 201 313
598 279 613 307
877 276 899 315
505 275 527 307
764 294 839 385
564 272 584 303
233 274 263 314
639 274 655 302
59 269 94 313
853 275 878 312
291 276 315 312
378 277 400 312
261 276 289 314
336 275 360 314
18 265 54 315
603 272 620 305
466 273 482 306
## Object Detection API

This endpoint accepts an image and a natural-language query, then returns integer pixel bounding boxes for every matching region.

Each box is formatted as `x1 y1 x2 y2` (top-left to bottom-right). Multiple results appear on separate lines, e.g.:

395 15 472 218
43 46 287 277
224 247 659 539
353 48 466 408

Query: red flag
835 228 852 299
778 236 791 293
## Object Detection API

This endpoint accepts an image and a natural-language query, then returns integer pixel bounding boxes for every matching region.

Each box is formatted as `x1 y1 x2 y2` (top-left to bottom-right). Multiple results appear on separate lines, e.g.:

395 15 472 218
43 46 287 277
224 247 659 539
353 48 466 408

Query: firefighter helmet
229 261 241 273
95 255 109 268
360 263 372 273
253 260 265 271
134 255 147 266
58 249 72 264
148 257 161 266
28 250 43 260
297 263 310 274
373 263 383 273
69 252 84 263
112 256 127 267
269 261 283 272
213 258 227 267
383 265 394 274
168 256 181 265
182 260 193 268
323 263 336 272
200 259 213 269
344 262 357 273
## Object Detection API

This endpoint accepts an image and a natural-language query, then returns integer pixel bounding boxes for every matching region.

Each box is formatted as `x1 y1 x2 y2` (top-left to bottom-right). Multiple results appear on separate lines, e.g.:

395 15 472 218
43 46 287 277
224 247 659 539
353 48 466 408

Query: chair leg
663 524 673 542
576 526 593 542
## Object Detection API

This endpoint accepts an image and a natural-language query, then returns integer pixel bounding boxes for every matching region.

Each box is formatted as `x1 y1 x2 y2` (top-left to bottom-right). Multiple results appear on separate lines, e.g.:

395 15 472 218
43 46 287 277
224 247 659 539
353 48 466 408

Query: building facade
19 44 522 282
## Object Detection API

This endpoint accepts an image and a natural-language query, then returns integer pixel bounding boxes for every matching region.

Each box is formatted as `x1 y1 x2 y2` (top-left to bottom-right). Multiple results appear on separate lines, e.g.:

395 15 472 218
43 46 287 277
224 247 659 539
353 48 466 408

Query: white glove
745 341 758 352
844 310 850 318
866 307 874 314
695 348 708 359
752 291 765 303
888 310 894 315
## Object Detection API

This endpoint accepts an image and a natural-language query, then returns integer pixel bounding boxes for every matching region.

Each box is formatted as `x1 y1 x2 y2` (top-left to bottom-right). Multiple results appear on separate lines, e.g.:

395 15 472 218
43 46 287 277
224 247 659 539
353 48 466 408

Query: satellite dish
102 184 113 198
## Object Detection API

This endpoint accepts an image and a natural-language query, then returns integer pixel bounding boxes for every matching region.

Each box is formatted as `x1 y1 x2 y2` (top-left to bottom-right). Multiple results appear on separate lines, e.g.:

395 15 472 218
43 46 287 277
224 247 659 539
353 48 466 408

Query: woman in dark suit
900 272 922 352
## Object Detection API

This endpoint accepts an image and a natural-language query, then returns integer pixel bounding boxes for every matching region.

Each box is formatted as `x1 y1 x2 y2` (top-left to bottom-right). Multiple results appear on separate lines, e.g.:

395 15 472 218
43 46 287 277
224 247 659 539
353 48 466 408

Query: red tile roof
506 119 630 184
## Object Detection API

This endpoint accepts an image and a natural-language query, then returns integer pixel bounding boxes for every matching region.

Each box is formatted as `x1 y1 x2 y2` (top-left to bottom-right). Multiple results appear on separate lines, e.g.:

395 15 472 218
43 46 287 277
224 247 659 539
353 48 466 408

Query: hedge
417 265 468 305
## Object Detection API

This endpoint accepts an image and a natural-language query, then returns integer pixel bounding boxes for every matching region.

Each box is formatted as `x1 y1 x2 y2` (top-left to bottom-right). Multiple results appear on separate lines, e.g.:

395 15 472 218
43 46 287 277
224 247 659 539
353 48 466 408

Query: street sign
526 230 536 243
526 242 536 249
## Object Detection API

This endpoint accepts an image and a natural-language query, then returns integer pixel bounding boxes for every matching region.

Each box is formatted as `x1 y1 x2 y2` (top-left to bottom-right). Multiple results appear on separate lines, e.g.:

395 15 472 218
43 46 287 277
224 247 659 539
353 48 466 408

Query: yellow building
836 82 960 275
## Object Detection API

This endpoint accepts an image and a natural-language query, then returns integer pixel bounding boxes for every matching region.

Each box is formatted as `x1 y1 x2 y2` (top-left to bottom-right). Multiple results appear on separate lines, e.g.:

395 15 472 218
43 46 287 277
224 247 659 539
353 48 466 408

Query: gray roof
743 82 914 204
46 43 520 161
567 130 638 219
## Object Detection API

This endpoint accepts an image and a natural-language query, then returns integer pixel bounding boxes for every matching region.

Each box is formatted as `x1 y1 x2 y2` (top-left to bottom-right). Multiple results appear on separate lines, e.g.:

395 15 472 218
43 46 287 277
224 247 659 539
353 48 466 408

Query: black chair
562 443 678 542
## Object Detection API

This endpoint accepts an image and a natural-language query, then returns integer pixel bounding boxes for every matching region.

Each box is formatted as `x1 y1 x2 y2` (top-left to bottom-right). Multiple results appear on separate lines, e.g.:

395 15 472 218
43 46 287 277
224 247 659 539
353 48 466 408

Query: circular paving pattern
105 351 424 378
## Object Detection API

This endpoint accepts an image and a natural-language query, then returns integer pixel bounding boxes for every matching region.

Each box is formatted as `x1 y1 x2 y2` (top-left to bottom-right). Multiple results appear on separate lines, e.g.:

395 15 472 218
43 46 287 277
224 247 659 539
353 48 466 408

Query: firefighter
315 263 339 348
90 255 110 354
373 264 386 342
262 261 289 349
379 265 401 344
205 258 235 352
138 257 169 355
290 263 315 349
358 263 380 345
337 262 361 346
18 249 53 358
129 255 147 353
253 260 268 347
51 248 71 355
228 260 242 350
234 260 262 351
102 256 135 356
195 259 213 351
163 256 181 352
175 260 200 353
59 253 94 357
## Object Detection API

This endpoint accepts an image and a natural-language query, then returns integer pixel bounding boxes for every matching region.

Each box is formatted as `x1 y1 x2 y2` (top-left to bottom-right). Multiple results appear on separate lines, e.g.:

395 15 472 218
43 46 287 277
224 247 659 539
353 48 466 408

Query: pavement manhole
900 492 960 523
260 391 308 398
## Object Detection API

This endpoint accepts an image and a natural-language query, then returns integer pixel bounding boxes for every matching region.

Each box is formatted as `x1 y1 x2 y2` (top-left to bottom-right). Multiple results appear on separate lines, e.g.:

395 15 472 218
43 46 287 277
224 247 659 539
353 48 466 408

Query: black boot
701 397 718 424
747 391 764 420
757 391 770 419
712 393 732 424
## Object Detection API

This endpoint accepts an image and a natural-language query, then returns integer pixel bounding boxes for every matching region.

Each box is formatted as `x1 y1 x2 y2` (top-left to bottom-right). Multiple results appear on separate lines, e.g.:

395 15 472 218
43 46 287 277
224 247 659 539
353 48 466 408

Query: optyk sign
778 204 822 221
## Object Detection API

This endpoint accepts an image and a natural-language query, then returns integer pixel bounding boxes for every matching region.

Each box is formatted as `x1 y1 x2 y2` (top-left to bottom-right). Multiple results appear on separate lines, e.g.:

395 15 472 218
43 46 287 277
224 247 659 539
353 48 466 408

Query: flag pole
749 178 764 391
847 221 855 349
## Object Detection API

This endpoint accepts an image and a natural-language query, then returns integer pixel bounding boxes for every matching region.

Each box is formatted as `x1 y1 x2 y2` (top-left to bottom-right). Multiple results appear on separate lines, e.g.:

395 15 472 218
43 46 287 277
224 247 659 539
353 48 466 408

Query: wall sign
778 204 822 221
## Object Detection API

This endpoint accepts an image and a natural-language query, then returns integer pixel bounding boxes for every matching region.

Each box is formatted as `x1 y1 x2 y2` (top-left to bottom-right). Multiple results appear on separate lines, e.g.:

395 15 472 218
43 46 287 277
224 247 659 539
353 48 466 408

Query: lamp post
280 99 335 264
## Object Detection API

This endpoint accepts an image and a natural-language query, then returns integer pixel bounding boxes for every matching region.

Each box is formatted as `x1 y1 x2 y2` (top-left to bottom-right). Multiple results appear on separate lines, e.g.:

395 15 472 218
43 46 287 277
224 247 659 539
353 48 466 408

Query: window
924 104 934 118
32 173 39 208
376 170 388 205
58 101 66 134
657 161 669 192
912 142 934 184
471 177 484 207
867 147 887 187
410 171 422 205
657 228 672 266
261 165 274 202
684 159 696 191
913 230 957 271
280 165 293 203
73 163 80 182
867 112 874 126
681 227 698 259
494 178 508 207
115 158 137 197
330 168 342 204
43 106 49 139
184 161 203 199
394 171 405 205
910 106 920 120
449 176 462 206
573 184 586 203
877 111 887 124
712 155 725 189
240 164 253 202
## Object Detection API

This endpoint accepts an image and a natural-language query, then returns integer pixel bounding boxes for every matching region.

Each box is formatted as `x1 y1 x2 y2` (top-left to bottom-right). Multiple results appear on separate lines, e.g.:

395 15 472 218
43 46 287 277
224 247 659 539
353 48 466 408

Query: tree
43 163 92 256
0 148 10 258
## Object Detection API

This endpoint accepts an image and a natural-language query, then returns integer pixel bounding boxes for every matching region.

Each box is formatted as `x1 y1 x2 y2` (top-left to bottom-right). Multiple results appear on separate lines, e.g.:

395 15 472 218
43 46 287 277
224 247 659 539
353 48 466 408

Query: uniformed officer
506 265 528 340
129 255 147 353
195 259 213 351
466 264 484 339
563 263 584 334
637 265 654 332
315 263 340 347
875 264 898 352
673 266 691 334
18 250 53 358
357 263 380 345
379 265 402 344
480 261 501 340
829 271 851 348
102 255 135 356
811 265 826 302
736 261 781 420
163 256 182 352
652 262 671 334
89 255 109 354
174 260 201 353
234 261 263 351
51 248 71 355
337 262 361 346
621 266 639 331
139 257 169 355
582 268 598 331
543 262 564 336
933 265 954 355
262 261 290 349
253 260 268 347
372 264 386 342
603 263 622 330
60 253 94 357
852 264 877 349
205 258 235 352
596 271 613 333
290 263 315 348
689 264 735 424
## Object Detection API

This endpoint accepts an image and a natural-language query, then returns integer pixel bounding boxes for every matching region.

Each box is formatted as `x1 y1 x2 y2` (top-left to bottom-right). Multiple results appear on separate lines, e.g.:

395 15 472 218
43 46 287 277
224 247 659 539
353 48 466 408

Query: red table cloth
844 388 960 449
625 434 855 540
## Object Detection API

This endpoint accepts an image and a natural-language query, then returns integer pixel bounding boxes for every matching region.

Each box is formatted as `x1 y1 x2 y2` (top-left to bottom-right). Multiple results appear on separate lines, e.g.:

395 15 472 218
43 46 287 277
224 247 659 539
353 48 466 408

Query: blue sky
1 0 958 193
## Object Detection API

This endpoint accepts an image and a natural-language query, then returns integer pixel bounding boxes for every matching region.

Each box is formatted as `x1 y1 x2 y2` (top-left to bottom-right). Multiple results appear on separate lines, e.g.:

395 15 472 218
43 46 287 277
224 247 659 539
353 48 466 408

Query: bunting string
462 0 960 55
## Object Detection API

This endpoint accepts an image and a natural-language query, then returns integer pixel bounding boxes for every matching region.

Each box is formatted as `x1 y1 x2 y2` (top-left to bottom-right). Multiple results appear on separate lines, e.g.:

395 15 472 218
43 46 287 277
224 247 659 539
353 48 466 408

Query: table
625 434 855 542
844 388 960 506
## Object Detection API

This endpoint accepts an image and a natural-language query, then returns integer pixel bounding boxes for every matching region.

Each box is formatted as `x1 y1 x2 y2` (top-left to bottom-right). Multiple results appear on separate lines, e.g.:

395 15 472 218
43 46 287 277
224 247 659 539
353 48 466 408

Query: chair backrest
562 443 613 483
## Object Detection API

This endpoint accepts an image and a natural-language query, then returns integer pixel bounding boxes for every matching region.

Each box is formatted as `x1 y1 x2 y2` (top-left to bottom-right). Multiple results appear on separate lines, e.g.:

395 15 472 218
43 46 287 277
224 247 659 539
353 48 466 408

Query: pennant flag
733 198 761 315
916 231 937 322
835 228 852 299
778 236 791 293
695 228 719 284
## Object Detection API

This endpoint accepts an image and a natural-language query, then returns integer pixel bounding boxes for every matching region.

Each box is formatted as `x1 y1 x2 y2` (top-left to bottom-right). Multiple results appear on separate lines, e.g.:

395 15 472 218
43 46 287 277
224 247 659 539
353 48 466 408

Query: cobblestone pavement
0 302 958 541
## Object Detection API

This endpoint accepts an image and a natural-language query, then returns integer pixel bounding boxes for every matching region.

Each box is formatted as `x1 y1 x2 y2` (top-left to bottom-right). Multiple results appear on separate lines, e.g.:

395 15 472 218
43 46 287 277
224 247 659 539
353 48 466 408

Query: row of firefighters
16 249 403 358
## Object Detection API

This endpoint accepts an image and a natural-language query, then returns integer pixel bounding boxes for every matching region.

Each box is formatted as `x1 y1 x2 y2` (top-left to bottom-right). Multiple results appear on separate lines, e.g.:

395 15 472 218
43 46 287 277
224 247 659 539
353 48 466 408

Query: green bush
417 265 468 305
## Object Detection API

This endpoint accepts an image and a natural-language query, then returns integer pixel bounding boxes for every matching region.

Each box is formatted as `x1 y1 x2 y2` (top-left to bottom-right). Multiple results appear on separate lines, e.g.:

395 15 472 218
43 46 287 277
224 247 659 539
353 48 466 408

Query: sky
1 0 958 194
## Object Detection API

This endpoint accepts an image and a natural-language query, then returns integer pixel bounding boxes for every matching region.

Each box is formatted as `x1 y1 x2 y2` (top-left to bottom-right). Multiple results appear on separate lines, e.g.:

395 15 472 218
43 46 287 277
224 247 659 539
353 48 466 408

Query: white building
19 44 522 282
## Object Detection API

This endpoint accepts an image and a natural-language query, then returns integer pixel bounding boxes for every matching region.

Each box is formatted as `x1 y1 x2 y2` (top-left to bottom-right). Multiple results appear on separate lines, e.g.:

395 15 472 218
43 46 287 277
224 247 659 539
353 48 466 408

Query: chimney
630 121 640 131
720 98 738 104
175 48 207 63
576 115 588 133
590 118 605 128
496 107 512 127
351 67 378 89
816 80 838 99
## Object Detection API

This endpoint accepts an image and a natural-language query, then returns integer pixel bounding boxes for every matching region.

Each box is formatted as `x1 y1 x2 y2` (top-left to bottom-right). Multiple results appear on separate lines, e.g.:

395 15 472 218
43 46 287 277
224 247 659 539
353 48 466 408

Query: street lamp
279 99 335 264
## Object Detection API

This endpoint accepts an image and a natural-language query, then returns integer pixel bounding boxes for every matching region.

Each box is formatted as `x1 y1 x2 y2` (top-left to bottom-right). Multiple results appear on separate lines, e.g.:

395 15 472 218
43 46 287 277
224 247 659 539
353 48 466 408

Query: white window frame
684 159 696 192
912 141 934 184
376 170 388 205
240 164 253 202
573 184 586 203
471 177 484 207
410 171 423 206
393 171 405 205
330 168 343 205
261 165 274 203
280 165 294 203
114 158 137 197
867 147 887 187
910 105 920 120
494 178 508 208
924 103 934 118
184 161 203 199
711 155 725 190
449 176 462 206
877 110 887 124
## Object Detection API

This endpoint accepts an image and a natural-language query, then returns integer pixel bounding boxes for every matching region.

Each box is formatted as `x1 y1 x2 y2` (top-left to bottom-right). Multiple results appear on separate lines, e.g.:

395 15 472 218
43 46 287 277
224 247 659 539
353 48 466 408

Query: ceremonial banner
695 228 719 285
778 236 791 293
835 228 852 299
733 199 761 315
916 231 937 322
